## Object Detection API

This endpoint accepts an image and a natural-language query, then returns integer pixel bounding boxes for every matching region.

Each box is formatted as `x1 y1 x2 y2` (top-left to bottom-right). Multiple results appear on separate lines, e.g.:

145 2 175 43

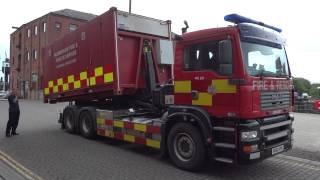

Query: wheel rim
81 114 90 134
173 132 195 162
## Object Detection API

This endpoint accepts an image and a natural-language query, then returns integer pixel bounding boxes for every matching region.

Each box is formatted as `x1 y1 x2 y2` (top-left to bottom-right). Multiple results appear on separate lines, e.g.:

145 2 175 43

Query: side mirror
219 39 233 76
219 39 232 64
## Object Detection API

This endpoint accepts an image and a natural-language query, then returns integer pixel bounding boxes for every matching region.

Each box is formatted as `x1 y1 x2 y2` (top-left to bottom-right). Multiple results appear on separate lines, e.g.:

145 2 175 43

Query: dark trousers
6 111 20 135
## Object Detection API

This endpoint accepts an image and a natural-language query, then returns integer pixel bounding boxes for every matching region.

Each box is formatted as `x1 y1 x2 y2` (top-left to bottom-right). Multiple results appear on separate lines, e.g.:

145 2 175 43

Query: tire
167 123 206 171
79 110 96 139
63 107 76 133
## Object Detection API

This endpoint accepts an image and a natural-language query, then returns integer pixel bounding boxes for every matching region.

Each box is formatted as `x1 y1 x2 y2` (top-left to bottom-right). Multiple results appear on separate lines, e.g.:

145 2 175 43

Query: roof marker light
224 14 282 33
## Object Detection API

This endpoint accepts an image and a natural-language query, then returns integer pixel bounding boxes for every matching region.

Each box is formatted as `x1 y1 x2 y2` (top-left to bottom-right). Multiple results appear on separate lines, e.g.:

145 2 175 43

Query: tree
309 84 320 99
293 78 320 99
293 78 310 95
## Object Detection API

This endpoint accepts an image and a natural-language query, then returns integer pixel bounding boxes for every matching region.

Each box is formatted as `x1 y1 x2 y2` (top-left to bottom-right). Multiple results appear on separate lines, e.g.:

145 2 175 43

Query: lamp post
129 0 132 13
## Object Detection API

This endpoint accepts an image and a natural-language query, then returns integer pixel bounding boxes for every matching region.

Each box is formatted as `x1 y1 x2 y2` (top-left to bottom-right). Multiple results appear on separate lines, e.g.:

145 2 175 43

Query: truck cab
171 14 294 165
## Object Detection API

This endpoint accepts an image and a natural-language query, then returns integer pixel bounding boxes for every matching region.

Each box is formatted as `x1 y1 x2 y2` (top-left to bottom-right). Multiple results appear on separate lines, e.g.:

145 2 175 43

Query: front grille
260 91 290 111
260 116 292 148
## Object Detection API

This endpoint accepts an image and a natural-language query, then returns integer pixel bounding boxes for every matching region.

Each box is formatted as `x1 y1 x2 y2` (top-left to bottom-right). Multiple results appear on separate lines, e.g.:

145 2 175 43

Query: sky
0 0 319 83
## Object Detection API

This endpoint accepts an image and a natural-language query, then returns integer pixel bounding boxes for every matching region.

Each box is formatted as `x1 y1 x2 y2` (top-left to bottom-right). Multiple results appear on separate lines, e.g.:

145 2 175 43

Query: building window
34 25 38 35
32 73 38 82
33 50 37 60
43 22 47 32
69 24 78 32
27 29 31 38
26 51 30 61
55 22 61 31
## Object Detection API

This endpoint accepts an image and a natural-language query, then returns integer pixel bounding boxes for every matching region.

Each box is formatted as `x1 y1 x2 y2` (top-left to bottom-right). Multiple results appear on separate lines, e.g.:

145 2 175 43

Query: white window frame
27 29 31 38
27 51 30 60
69 24 78 32
43 22 47 32
34 25 38 35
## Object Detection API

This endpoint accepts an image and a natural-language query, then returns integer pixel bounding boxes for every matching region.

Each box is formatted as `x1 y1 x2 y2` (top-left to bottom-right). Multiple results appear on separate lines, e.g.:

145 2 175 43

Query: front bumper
238 114 294 164
211 113 294 164
238 139 292 164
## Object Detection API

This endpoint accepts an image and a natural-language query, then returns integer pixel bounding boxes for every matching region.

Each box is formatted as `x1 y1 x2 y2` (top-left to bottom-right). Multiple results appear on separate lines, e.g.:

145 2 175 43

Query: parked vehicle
43 8 294 171
0 91 9 99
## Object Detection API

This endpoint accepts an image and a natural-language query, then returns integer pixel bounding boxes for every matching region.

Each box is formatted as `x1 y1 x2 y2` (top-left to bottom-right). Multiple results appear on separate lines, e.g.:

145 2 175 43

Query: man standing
6 89 20 137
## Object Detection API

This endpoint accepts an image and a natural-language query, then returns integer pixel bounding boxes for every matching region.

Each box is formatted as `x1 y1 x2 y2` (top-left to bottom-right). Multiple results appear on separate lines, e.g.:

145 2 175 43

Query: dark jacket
8 94 20 112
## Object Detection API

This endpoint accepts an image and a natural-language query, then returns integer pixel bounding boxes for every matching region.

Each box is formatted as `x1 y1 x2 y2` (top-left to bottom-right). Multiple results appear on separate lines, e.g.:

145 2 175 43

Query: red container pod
314 100 320 111
43 7 173 103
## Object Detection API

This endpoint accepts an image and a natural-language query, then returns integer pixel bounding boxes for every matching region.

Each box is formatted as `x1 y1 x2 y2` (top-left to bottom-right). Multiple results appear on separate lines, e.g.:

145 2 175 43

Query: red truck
43 7 294 171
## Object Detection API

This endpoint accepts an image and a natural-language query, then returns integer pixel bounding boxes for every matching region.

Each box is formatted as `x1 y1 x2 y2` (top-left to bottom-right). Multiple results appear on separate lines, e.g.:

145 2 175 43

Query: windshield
241 42 289 77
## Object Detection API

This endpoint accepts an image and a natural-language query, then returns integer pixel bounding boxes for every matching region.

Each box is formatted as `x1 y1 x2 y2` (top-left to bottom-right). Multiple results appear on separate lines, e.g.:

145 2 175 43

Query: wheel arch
160 105 213 157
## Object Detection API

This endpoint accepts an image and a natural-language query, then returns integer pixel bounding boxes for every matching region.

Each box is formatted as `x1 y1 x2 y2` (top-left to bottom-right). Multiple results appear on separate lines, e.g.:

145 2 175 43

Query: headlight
241 131 258 141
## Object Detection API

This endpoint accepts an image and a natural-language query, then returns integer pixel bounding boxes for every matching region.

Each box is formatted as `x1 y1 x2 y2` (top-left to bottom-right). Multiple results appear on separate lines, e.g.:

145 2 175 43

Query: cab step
214 157 234 164
214 143 236 149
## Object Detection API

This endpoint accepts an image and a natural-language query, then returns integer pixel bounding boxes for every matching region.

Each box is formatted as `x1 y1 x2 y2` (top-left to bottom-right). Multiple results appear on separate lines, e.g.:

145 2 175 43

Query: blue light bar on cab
224 14 282 33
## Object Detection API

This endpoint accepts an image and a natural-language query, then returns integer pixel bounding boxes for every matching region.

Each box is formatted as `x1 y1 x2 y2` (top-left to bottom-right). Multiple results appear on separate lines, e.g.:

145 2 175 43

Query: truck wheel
63 107 76 133
79 111 96 139
167 123 206 171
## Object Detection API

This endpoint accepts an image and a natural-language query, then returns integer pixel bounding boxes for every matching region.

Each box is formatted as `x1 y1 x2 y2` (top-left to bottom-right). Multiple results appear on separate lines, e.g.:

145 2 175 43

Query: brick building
10 9 96 100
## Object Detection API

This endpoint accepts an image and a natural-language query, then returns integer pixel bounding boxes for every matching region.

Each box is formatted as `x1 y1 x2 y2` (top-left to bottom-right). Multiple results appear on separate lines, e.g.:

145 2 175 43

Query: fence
294 98 320 114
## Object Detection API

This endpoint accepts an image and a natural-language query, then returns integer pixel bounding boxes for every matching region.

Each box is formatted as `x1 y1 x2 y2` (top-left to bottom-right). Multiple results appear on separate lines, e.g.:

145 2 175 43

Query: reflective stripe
63 84 69 91
68 75 74 83
114 120 124 128
134 124 147 132
213 79 236 93
124 134 135 142
97 118 105 126
74 81 81 89
89 77 96 86
175 81 191 93
95 66 103 76
45 64 113 95
105 130 114 138
44 88 49 95
80 71 87 80
192 92 212 106
146 139 160 148
57 78 63 85
53 86 58 93
48 81 54 87
104 73 113 83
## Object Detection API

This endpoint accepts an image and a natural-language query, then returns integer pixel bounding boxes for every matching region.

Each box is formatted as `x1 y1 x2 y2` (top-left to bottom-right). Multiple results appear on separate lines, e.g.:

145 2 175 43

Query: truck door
174 35 239 117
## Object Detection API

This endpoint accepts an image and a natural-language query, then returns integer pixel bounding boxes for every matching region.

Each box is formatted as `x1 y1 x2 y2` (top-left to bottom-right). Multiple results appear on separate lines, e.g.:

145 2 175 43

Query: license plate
272 145 284 155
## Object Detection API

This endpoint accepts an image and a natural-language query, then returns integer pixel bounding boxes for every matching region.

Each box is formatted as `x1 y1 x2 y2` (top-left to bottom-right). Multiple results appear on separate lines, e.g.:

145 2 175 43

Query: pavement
0 100 320 180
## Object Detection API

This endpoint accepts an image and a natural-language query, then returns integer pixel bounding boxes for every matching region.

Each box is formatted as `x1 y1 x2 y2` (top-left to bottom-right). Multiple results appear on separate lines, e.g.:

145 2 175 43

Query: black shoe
11 132 19 135
5 134 11 137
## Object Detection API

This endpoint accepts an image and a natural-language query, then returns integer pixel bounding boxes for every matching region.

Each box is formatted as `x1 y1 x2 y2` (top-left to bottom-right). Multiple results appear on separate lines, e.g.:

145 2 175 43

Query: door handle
191 90 199 100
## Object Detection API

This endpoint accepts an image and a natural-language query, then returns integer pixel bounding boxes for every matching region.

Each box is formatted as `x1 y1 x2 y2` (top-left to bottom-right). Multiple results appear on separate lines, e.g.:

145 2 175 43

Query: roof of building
10 9 97 35
51 9 97 21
